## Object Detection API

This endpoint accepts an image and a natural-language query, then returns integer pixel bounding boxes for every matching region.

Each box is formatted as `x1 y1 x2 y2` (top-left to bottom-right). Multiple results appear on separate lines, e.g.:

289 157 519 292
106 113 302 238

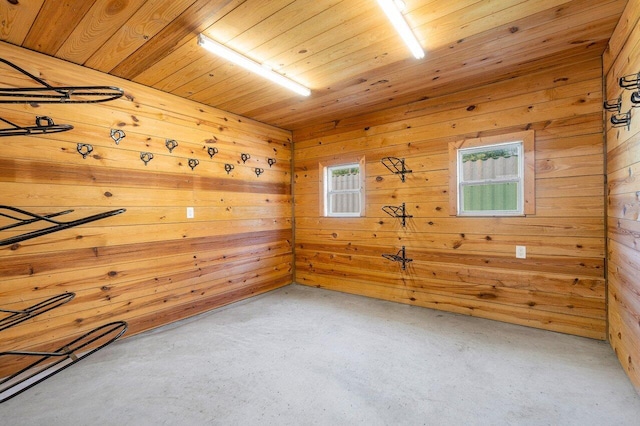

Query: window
322 160 365 217
449 131 535 216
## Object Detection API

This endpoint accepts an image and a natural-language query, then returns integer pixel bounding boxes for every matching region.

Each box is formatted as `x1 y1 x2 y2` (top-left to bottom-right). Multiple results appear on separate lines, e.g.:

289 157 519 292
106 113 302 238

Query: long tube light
377 0 425 59
197 34 311 97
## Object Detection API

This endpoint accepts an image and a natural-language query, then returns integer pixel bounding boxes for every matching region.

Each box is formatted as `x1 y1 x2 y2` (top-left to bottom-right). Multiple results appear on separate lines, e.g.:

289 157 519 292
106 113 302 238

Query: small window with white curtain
324 163 363 217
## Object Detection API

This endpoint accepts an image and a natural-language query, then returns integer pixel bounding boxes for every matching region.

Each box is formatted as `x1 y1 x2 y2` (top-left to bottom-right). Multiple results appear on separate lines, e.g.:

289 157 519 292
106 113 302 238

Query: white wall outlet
186 207 194 219
516 245 526 259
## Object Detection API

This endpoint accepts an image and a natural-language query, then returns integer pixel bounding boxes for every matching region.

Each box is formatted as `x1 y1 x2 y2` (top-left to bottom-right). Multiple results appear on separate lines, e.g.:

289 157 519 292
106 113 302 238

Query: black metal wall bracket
611 110 632 130
255 167 264 177
0 205 126 247
0 321 128 403
188 158 199 170
603 96 622 112
619 72 640 90
0 293 75 332
0 116 73 137
241 153 250 163
165 139 178 153
77 143 93 159
0 58 124 104
110 129 125 145
631 91 640 107
267 158 276 167
382 246 413 270
207 147 218 158
225 163 234 174
140 152 153 165
381 157 412 182
382 203 413 227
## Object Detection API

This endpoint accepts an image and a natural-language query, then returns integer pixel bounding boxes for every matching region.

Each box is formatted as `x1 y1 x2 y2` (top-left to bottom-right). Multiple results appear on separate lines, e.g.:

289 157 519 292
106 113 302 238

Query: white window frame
448 130 535 217
320 157 366 218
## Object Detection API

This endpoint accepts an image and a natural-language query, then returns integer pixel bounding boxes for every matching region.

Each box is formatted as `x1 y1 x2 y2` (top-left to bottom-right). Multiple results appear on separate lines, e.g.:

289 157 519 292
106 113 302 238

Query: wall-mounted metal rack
382 246 413 270
0 206 126 247
381 157 412 182
382 203 413 227
0 116 73 137
0 58 123 104
0 321 128 403
0 293 75 332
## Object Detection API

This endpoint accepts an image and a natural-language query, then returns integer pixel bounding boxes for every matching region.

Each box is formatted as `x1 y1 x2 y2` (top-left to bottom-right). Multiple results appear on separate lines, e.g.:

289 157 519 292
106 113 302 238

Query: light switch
186 207 194 219
516 245 526 259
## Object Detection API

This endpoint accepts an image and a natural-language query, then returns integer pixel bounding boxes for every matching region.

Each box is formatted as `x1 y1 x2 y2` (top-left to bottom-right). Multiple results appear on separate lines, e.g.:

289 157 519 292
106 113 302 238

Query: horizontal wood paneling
293 56 606 339
604 0 640 394
0 43 293 377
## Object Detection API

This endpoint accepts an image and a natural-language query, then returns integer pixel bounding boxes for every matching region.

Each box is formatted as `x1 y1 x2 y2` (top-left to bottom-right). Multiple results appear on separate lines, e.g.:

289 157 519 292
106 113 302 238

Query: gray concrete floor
2 284 640 425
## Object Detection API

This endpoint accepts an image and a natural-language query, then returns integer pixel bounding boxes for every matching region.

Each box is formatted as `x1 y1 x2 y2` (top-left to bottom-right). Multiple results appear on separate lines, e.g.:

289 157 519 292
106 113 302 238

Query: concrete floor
2 284 640 425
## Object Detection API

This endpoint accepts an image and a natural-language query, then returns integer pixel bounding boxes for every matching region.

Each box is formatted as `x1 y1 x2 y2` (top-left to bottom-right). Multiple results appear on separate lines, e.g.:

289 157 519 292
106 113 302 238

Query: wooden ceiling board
84 0 199 72
109 0 241 79
0 0 44 45
242 0 625 128
22 0 97 54
0 0 628 131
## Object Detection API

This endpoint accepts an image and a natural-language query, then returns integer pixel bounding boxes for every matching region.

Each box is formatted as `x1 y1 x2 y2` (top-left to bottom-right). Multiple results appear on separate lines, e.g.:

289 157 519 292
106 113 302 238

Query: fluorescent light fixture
377 0 425 59
197 34 311 97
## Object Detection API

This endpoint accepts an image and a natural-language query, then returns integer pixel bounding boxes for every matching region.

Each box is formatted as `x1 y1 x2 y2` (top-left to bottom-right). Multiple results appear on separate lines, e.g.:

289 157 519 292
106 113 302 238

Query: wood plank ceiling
0 0 628 131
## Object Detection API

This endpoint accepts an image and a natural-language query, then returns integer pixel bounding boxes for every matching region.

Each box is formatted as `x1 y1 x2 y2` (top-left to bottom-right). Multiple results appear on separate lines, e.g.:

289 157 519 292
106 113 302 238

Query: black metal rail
0 116 73 137
0 206 126 247
0 293 75 332
0 321 128 403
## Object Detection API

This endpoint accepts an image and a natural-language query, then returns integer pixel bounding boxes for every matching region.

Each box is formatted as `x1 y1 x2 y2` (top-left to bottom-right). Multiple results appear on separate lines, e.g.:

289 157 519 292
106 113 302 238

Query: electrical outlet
516 245 526 259
186 207 194 219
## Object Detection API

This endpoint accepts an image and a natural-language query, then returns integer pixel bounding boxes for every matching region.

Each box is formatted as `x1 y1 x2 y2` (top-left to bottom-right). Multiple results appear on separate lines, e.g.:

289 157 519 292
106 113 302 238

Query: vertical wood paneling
604 0 640 395
0 42 293 376
293 56 606 340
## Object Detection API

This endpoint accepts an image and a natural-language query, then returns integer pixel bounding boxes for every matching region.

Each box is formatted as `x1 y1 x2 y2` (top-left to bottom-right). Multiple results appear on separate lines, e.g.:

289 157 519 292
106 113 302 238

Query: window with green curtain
457 142 523 215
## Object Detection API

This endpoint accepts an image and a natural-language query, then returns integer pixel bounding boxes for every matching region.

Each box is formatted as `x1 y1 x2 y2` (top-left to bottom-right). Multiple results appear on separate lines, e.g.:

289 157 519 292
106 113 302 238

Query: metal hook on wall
255 167 264 177
241 153 250 163
188 159 199 170
619 72 640 90
267 158 276 167
140 152 153 165
611 111 632 130
224 164 234 174
207 147 218 158
76 143 93 159
165 139 178 153
603 96 622 113
110 129 125 145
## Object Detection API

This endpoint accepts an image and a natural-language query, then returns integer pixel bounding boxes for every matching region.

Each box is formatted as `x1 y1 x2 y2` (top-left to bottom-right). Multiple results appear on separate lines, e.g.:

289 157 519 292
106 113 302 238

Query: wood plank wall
603 0 640 394
293 56 606 339
0 42 293 376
